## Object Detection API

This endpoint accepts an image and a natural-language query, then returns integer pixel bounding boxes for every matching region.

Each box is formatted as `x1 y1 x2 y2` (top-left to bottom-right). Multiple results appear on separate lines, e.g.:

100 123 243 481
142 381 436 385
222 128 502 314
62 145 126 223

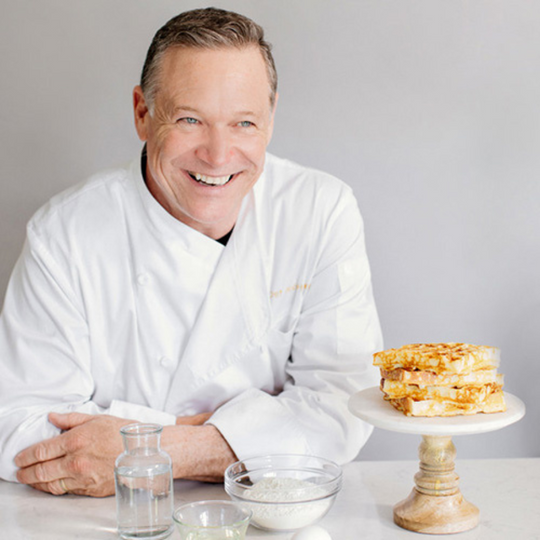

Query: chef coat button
137 273 149 286
159 356 172 368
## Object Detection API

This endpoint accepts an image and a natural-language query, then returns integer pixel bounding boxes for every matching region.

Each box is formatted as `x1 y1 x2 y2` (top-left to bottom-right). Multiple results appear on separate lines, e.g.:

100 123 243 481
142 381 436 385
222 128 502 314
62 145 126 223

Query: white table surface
1 458 539 539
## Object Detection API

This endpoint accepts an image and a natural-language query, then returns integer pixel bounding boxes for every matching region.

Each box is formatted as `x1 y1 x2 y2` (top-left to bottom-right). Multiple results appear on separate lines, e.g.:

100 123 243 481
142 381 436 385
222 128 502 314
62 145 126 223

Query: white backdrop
1 0 538 461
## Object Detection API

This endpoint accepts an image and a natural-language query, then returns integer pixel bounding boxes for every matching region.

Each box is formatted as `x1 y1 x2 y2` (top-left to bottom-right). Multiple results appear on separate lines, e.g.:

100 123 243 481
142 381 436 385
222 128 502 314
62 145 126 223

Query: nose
196 126 233 168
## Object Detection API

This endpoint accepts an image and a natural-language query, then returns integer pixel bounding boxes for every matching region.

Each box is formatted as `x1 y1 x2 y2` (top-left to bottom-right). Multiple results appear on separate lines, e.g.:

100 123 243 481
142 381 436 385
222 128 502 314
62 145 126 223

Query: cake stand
349 387 526 534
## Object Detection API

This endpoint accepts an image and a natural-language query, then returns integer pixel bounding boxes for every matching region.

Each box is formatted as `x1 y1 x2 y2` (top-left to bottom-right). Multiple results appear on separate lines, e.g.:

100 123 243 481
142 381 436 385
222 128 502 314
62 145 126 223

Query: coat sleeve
0 228 175 483
208 186 383 464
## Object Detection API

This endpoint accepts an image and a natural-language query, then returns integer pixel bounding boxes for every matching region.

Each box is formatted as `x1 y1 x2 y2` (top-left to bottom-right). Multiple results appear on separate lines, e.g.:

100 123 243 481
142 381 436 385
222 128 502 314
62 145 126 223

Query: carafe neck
120 424 163 454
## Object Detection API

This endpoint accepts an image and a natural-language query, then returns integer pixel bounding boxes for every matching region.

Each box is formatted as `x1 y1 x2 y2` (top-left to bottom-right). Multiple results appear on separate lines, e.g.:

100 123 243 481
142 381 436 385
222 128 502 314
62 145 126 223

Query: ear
133 86 150 141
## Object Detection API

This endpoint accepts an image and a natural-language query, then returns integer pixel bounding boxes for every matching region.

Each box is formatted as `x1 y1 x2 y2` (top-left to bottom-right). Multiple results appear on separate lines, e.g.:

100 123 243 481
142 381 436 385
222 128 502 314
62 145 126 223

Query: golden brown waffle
386 390 506 417
380 379 503 404
379 368 500 387
373 342 500 375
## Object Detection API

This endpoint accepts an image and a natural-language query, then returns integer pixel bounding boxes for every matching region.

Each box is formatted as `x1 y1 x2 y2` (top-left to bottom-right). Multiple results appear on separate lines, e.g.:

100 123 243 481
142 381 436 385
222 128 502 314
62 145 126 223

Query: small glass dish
173 500 251 539
224 454 342 532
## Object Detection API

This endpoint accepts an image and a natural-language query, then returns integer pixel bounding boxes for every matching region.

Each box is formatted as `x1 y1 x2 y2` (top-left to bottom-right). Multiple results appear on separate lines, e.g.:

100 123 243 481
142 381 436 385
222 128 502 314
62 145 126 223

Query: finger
16 455 67 485
48 412 93 431
31 478 71 496
14 434 67 468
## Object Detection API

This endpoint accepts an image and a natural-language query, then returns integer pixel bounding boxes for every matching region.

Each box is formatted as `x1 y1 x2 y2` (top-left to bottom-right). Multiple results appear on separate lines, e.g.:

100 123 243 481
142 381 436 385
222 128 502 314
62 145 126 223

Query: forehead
156 46 272 112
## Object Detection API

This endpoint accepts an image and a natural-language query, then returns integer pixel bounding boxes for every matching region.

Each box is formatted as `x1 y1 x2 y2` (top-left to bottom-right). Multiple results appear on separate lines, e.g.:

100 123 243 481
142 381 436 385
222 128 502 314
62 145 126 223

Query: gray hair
140 7 278 113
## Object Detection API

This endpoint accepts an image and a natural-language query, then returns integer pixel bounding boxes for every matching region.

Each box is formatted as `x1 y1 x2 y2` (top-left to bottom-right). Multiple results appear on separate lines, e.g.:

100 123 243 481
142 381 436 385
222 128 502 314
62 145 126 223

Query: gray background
1 0 538 461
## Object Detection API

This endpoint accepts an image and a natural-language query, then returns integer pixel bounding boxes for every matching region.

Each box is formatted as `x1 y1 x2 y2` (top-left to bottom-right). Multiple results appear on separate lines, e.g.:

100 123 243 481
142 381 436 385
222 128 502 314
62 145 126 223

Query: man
0 8 382 497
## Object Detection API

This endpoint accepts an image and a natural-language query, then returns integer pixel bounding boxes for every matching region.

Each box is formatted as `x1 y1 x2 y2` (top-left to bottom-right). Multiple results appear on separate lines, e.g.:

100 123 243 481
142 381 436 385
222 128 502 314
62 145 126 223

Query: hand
15 412 133 497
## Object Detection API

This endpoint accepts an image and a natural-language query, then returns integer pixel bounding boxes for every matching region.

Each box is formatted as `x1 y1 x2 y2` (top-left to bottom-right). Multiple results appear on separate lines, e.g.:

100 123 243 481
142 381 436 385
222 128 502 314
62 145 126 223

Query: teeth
191 172 233 186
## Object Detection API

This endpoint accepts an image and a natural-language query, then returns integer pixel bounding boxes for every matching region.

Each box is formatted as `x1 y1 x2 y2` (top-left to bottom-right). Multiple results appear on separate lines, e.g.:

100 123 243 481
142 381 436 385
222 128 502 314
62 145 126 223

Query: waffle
380 379 503 404
387 390 506 417
379 367 500 387
373 342 500 375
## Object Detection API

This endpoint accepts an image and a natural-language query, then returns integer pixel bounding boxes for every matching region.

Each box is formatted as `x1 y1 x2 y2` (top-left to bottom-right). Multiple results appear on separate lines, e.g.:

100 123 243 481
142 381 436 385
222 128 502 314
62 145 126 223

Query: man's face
133 46 277 239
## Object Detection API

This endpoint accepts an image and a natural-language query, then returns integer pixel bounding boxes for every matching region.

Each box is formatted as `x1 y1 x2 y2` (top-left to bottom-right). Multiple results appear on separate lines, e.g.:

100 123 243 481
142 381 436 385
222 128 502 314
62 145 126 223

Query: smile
188 171 234 186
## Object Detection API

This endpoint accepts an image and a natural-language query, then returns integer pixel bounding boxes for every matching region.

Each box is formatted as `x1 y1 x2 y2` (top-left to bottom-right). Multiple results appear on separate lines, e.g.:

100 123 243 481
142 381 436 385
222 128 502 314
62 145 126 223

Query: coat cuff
207 389 313 460
108 400 176 426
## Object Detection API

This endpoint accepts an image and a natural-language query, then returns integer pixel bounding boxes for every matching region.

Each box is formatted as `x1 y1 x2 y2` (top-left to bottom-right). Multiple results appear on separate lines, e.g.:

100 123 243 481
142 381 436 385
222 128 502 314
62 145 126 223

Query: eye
238 120 254 128
178 117 199 125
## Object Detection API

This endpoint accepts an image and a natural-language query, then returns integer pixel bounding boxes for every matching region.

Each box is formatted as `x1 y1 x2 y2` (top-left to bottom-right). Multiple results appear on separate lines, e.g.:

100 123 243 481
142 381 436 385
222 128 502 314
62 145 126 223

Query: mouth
188 171 235 186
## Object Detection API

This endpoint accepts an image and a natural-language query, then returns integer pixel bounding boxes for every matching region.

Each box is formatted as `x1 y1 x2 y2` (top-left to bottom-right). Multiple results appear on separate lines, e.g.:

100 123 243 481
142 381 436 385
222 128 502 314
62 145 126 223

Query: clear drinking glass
115 423 174 540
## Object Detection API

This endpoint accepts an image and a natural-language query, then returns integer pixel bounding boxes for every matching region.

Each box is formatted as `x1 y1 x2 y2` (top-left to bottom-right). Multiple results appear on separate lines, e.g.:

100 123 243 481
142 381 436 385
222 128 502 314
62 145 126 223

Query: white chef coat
0 152 382 482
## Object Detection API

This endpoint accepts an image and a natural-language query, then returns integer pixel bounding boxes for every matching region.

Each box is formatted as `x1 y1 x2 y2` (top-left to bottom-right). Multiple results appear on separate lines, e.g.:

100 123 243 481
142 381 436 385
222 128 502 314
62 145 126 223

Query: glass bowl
173 500 252 539
224 454 342 532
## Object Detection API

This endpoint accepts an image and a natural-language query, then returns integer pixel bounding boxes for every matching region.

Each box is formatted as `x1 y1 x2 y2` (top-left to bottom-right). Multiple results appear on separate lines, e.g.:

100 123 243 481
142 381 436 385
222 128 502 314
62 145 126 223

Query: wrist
162 424 237 480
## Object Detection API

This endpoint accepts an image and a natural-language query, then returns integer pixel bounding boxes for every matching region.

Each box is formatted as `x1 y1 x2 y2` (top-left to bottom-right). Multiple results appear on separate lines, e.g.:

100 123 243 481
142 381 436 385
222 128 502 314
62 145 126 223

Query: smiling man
0 8 382 497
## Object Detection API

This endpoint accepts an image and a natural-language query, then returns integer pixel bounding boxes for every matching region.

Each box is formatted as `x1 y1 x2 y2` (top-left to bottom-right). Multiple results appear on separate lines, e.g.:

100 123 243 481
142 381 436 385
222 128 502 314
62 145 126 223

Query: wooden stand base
393 435 479 534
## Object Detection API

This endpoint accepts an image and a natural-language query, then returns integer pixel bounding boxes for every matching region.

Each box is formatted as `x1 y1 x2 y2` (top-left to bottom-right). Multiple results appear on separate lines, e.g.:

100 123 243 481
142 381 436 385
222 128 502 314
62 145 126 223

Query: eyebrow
169 105 199 116
168 104 259 118
235 111 258 118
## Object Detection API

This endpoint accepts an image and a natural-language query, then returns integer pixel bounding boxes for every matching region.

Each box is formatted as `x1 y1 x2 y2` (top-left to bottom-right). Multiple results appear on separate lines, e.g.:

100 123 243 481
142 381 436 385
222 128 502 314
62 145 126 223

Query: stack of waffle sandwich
373 343 506 417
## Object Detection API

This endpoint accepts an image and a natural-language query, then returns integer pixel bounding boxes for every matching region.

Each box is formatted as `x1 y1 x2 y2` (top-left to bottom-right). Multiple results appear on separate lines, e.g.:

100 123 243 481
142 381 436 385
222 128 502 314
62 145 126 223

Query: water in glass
115 424 173 540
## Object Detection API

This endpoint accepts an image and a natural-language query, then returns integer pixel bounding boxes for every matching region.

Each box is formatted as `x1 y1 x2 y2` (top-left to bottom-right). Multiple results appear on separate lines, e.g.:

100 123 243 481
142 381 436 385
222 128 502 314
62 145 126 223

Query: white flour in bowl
243 477 333 530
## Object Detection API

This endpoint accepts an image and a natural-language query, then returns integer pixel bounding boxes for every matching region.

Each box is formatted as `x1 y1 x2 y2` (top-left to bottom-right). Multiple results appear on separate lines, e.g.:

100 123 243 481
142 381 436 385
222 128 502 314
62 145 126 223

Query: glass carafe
114 423 174 540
